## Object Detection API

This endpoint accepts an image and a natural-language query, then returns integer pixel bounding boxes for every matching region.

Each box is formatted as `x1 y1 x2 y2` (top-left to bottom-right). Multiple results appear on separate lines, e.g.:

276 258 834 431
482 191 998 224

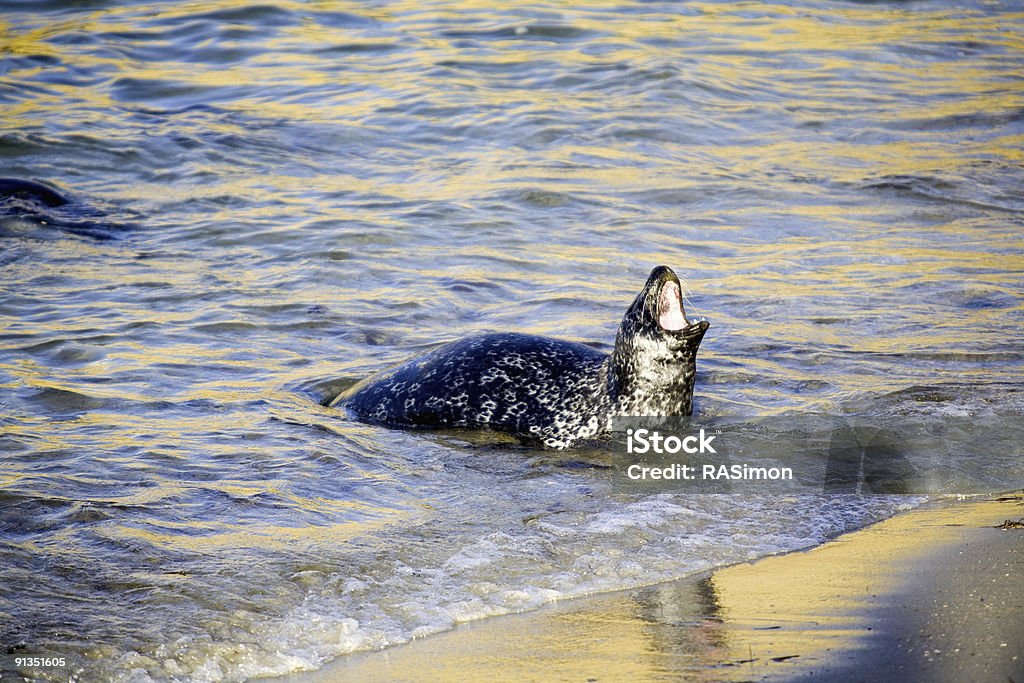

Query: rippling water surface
2 1 1023 680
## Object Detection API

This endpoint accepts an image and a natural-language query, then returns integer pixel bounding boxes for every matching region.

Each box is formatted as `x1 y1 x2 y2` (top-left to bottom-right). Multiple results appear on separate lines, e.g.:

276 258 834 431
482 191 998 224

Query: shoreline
270 494 1024 682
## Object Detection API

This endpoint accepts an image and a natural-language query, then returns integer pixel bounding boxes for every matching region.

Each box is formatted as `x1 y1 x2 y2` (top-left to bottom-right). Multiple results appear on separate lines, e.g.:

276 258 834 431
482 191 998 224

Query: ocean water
2 0 1023 680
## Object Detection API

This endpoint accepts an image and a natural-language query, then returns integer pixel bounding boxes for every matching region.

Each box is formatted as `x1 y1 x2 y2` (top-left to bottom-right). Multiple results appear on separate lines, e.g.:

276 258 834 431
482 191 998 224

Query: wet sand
273 494 1024 682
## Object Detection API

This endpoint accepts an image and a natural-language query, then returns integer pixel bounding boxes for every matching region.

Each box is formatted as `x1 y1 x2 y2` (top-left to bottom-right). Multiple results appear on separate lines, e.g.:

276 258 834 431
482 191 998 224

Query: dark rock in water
0 177 135 240
0 178 69 207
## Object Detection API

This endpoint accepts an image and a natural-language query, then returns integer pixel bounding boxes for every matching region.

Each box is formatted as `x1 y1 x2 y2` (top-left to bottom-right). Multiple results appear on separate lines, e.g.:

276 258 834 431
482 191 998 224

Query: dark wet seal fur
334 266 710 449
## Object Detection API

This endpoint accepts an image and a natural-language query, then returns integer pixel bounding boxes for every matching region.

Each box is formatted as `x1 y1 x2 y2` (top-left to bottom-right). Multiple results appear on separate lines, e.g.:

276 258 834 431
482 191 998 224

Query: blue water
2 1 1023 680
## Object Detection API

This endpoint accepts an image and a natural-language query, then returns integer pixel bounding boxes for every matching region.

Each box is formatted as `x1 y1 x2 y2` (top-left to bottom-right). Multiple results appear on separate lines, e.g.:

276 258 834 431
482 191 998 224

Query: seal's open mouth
658 280 688 331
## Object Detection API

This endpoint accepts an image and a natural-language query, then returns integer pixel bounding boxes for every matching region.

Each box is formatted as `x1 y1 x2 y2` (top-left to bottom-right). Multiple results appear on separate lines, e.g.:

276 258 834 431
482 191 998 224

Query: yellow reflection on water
100 507 411 553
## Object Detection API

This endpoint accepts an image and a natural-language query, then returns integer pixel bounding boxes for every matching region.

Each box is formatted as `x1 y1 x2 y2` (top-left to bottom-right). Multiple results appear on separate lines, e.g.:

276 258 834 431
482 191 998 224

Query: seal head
610 265 710 417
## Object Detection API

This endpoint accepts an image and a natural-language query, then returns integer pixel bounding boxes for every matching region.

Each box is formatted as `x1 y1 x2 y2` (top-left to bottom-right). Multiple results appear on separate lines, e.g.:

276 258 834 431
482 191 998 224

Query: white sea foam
100 490 921 682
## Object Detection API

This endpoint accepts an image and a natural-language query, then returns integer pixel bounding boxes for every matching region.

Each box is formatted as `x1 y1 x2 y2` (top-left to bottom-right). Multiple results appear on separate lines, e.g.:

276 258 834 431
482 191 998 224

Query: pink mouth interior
658 280 688 331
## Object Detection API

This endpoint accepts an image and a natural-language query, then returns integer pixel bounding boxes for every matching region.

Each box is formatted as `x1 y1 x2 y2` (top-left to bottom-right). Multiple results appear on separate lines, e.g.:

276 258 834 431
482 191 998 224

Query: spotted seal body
334 266 709 448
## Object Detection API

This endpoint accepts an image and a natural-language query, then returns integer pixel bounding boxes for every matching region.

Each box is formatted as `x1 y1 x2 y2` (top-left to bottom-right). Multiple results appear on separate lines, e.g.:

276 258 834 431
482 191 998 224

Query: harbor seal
333 265 709 448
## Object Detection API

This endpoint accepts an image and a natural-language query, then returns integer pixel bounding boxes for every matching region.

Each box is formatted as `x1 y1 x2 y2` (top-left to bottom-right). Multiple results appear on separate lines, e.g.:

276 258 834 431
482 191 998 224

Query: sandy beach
273 493 1024 683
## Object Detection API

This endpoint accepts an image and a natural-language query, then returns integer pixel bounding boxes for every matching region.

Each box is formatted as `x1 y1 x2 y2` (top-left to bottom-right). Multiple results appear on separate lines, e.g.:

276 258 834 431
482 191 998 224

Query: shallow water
1 0 1023 680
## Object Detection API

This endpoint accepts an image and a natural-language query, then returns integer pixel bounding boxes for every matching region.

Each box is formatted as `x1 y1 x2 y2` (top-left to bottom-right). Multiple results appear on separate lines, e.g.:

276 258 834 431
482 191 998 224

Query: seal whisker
679 279 703 321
